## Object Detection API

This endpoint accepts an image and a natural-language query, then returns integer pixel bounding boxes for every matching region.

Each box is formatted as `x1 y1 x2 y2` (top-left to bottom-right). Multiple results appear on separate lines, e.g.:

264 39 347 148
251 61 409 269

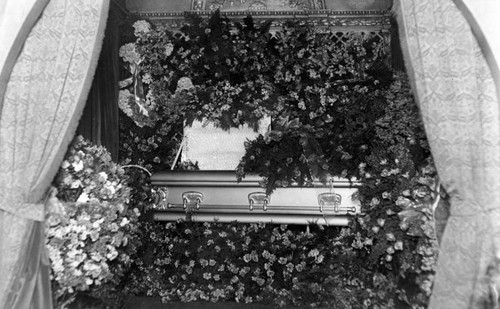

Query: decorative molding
131 10 391 32
190 0 327 11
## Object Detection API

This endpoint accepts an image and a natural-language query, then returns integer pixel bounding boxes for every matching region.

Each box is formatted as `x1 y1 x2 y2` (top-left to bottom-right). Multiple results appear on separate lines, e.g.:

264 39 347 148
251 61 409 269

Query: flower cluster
46 202 139 295
47 136 141 306
123 222 384 308
55 136 130 204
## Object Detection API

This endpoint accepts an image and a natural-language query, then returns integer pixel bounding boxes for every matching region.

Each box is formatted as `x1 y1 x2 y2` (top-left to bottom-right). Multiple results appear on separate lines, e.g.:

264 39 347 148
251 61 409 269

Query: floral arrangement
346 72 439 308
117 12 388 174
123 221 379 308
47 136 141 307
122 210 436 308
117 11 439 308
120 71 439 308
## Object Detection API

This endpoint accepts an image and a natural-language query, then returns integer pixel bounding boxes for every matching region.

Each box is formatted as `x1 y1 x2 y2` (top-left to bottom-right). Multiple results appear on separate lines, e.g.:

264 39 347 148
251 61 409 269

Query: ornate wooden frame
131 9 391 33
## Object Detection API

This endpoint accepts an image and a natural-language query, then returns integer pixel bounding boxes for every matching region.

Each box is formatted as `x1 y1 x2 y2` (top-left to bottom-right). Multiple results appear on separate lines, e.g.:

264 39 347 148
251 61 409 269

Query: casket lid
151 170 359 188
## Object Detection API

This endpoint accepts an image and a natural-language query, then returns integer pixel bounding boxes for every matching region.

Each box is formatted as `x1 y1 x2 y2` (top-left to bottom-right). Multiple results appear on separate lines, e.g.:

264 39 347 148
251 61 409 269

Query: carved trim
190 0 328 11
132 9 390 18
131 10 391 32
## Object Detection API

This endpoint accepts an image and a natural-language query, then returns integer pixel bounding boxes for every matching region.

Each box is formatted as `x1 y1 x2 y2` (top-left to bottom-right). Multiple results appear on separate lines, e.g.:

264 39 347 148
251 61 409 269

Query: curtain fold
394 0 500 308
0 0 109 307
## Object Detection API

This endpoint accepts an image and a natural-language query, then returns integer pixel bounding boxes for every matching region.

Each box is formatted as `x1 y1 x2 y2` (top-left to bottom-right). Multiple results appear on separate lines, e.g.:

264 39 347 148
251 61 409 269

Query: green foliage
118 12 389 177
350 72 438 308
123 222 392 308
117 11 439 309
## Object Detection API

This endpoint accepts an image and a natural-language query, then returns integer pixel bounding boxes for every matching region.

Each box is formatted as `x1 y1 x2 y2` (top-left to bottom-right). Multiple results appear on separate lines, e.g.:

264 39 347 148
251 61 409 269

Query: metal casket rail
150 170 361 226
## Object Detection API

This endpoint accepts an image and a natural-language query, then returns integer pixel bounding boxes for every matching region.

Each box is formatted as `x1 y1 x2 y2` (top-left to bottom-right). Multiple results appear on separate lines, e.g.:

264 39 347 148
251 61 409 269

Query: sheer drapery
0 0 49 113
454 0 500 102
395 0 500 308
0 0 109 307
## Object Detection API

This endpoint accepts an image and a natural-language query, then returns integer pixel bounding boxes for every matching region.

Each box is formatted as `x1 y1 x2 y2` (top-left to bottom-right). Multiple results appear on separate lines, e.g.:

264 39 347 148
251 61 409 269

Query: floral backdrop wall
46 10 440 309
114 11 440 309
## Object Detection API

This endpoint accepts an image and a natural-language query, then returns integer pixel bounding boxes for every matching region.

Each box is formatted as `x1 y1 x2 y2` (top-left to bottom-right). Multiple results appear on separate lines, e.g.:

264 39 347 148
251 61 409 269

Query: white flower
118 90 134 117
109 223 119 232
133 208 141 217
70 179 82 189
394 240 404 250
120 217 130 227
106 245 118 260
308 249 320 258
370 197 380 207
91 252 103 262
133 20 151 36
77 192 89 203
395 196 412 208
165 42 174 57
119 43 140 64
386 233 396 241
73 160 84 172
175 77 194 93
98 172 108 182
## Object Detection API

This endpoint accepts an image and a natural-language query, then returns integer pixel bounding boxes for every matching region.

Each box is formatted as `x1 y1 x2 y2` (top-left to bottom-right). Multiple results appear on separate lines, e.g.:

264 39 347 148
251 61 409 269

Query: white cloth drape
456 0 500 102
0 0 109 307
0 0 49 113
395 0 500 307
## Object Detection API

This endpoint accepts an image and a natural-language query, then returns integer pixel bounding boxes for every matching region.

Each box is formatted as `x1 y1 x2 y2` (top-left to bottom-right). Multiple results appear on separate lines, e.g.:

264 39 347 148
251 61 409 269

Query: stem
122 165 152 177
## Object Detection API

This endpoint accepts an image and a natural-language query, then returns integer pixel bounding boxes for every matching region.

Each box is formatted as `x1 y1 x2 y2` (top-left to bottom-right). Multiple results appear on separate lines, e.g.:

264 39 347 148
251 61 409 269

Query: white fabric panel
0 0 39 79
183 118 271 170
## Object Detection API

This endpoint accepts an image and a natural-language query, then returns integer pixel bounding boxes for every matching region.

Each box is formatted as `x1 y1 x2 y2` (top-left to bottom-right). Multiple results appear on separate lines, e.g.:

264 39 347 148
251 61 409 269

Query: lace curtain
395 0 500 308
0 0 109 307
0 0 50 113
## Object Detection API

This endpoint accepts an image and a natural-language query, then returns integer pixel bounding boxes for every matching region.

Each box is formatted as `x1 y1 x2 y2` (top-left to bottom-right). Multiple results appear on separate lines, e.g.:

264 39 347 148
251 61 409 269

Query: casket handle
182 191 203 210
318 192 342 213
152 187 169 210
248 192 270 211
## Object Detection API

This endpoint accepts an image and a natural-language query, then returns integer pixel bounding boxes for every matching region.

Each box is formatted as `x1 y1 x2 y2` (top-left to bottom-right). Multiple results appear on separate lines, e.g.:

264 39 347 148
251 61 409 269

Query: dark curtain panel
77 10 120 160
390 15 405 72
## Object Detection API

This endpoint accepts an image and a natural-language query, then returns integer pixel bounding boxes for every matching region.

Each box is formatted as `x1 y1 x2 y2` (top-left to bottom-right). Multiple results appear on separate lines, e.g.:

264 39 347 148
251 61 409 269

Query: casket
151 170 361 226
